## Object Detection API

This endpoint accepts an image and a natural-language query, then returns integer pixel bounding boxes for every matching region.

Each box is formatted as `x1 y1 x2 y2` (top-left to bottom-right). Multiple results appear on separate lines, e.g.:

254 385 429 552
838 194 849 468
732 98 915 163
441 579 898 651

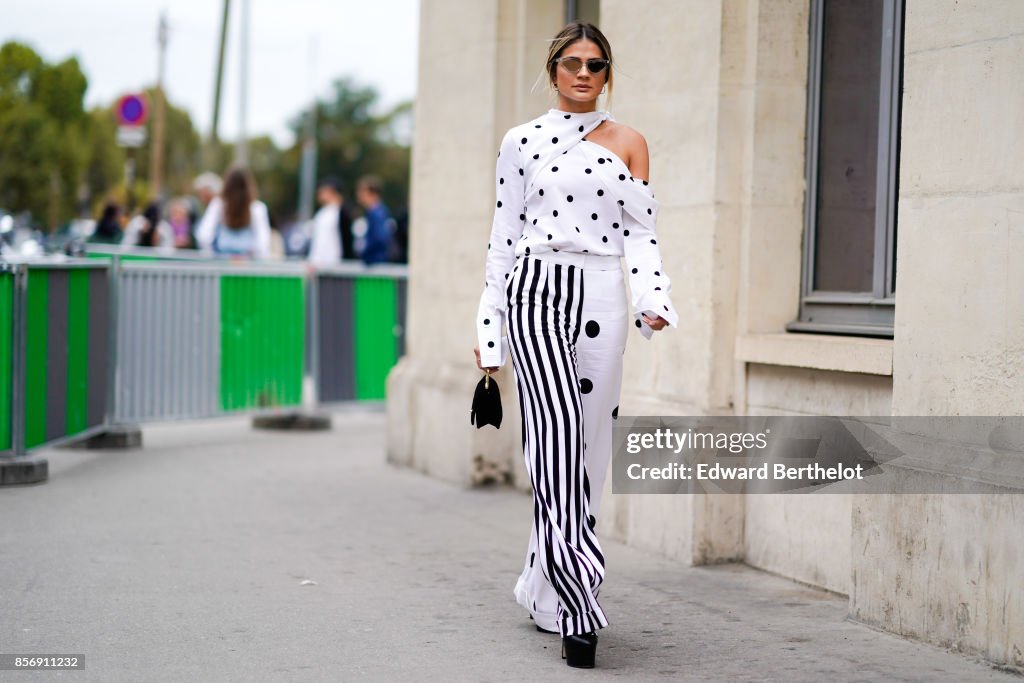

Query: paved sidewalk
0 410 1015 682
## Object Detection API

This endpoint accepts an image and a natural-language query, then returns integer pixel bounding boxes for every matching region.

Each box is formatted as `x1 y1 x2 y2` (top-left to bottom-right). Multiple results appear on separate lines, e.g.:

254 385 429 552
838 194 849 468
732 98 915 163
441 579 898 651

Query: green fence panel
353 277 398 400
0 273 12 451
220 275 305 411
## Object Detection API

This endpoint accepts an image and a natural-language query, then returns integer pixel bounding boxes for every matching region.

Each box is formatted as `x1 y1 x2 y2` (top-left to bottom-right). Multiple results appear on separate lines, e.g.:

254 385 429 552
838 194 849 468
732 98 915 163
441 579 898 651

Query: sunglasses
555 56 610 75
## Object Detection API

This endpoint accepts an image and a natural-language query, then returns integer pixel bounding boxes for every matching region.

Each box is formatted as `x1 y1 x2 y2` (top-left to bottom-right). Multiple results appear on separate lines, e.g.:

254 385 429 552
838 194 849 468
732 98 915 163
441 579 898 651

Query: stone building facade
388 0 1023 669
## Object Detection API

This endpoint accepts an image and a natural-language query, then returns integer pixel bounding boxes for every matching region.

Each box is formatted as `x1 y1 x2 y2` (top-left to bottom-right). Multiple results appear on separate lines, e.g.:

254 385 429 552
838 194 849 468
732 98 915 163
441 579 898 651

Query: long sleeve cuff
476 298 508 368
632 287 679 340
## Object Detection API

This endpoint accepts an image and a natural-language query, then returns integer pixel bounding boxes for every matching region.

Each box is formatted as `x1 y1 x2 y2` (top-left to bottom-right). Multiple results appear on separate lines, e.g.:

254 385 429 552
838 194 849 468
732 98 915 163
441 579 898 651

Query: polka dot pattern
477 110 675 369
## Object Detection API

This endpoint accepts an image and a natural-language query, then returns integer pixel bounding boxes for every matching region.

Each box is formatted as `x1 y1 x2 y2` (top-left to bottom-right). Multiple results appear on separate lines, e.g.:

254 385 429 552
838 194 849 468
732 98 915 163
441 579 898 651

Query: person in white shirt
121 201 175 253
471 22 677 669
194 166 272 260
307 177 345 267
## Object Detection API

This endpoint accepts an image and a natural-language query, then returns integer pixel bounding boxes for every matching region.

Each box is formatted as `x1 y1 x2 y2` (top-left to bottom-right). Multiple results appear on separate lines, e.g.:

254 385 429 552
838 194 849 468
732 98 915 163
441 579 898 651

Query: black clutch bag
471 370 502 429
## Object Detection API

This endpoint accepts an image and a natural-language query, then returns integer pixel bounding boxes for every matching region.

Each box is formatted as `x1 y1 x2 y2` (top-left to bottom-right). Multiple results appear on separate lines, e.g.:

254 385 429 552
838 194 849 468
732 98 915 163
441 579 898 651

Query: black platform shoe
561 632 598 668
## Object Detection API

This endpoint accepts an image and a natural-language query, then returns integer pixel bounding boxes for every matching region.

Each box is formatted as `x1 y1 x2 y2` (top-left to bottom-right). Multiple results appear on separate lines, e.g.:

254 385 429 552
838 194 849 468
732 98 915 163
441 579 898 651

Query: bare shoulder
604 121 645 147
614 121 647 143
606 122 649 178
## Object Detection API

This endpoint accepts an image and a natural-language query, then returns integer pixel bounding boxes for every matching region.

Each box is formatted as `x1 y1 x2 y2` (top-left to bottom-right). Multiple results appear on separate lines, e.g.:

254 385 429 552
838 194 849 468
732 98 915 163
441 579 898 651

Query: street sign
116 94 148 126
117 126 146 148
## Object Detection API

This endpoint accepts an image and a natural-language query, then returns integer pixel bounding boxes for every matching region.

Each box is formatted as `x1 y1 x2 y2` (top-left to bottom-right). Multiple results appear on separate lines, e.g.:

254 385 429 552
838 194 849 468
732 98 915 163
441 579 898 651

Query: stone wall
390 0 1023 669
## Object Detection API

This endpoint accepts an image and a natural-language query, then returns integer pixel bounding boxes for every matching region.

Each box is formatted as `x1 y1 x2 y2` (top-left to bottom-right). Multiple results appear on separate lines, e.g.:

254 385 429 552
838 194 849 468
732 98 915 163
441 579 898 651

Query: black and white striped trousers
505 251 627 637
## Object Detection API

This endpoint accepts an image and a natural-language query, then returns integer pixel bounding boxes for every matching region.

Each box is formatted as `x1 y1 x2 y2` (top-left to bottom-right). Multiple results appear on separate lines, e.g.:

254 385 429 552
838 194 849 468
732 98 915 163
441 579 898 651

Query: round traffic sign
116 94 148 126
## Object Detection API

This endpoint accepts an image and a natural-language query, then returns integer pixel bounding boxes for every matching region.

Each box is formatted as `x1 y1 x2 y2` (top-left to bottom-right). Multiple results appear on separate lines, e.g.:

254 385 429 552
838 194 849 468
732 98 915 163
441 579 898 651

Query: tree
287 77 412 218
82 87 204 215
132 87 202 198
0 41 89 228
82 107 124 213
246 135 295 227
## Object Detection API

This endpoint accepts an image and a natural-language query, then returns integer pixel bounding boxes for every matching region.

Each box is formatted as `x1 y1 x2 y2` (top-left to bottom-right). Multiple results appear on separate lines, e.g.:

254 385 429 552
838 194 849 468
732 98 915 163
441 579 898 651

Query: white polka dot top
477 108 678 368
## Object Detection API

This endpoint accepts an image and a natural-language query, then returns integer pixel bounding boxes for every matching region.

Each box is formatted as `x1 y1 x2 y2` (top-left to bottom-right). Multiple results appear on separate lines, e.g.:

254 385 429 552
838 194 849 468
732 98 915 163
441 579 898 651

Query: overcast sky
2 0 420 148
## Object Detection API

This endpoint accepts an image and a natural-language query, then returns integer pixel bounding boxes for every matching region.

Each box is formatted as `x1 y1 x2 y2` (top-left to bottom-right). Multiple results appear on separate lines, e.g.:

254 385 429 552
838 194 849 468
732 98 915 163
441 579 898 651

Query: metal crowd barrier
311 264 407 404
0 261 111 457
112 260 306 421
0 246 407 464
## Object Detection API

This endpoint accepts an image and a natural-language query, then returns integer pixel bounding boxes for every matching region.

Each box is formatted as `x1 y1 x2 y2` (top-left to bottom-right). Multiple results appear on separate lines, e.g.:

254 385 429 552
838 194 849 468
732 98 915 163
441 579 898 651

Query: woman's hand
473 345 500 372
643 313 668 332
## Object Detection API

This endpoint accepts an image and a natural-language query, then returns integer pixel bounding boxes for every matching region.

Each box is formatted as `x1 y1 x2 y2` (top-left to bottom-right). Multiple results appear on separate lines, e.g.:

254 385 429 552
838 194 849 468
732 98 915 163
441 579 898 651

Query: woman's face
553 39 608 109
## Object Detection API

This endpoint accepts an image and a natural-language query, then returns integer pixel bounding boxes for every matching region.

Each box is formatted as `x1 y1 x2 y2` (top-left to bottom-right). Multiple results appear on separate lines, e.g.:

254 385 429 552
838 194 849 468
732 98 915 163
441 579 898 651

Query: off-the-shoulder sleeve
622 182 678 340
476 129 527 367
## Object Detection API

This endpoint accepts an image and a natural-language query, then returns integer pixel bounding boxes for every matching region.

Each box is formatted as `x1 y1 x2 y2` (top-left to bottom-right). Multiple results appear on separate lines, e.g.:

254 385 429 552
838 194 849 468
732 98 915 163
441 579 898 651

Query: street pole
236 0 250 166
297 37 318 222
209 0 231 163
125 153 136 213
150 12 168 198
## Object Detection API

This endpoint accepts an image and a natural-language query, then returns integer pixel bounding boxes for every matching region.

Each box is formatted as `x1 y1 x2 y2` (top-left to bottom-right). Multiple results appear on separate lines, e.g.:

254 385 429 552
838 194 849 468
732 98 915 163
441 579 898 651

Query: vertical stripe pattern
116 268 220 421
317 275 356 402
353 277 397 400
220 275 304 411
505 255 609 637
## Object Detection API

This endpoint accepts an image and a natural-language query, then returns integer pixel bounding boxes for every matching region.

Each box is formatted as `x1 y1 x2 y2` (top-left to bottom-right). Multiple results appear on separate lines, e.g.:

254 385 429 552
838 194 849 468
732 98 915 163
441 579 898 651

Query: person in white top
194 166 272 260
306 177 345 267
470 22 678 669
121 201 175 253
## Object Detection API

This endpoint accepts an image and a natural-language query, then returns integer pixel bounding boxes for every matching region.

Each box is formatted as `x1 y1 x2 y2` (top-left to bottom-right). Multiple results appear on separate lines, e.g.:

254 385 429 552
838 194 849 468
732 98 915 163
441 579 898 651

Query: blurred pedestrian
189 172 223 236
122 201 174 251
269 220 286 260
356 175 394 266
192 171 222 210
307 177 343 267
167 197 196 249
88 202 124 244
194 166 272 260
338 190 356 262
391 209 409 263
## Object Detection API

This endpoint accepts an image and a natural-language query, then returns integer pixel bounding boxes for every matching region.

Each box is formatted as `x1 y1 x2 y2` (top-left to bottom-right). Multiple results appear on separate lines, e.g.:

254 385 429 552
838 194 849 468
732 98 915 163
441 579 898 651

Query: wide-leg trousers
504 251 627 637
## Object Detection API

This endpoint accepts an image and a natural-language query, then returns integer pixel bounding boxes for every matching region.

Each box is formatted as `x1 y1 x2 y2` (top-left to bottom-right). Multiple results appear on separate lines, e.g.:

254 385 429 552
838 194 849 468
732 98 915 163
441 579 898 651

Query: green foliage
87 87 204 207
0 41 89 228
83 108 125 212
280 76 412 220
130 87 202 197
196 77 412 226
246 135 295 226
0 104 59 219
0 40 411 231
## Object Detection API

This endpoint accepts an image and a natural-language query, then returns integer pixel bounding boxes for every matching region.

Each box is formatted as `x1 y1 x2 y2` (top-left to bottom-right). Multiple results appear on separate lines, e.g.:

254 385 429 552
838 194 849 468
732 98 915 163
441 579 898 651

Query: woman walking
473 22 678 668
194 166 272 260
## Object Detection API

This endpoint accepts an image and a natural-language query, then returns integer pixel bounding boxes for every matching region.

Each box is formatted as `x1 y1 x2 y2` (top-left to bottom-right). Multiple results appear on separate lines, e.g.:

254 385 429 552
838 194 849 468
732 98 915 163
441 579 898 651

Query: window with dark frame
789 0 904 338
565 0 600 26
